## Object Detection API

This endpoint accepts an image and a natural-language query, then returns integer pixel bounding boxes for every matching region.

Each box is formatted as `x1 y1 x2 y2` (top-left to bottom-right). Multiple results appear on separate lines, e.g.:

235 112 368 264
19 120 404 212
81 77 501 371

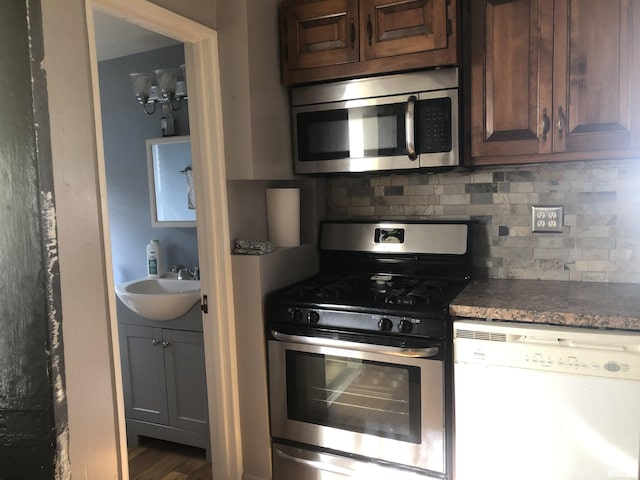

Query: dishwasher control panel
454 320 640 381
525 353 631 373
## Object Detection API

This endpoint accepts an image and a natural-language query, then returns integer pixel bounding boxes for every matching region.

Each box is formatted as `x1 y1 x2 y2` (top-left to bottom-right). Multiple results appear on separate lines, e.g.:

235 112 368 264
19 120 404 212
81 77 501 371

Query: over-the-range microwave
291 67 459 175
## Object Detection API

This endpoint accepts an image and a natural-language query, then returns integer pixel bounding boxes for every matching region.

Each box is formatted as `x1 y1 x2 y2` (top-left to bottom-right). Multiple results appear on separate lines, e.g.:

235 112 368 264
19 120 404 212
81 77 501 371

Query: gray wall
98 45 199 284
326 159 640 283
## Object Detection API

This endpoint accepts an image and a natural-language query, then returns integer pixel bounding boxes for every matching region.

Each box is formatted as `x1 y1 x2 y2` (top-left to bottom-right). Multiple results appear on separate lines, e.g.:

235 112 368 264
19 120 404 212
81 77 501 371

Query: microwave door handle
271 330 439 358
406 95 418 160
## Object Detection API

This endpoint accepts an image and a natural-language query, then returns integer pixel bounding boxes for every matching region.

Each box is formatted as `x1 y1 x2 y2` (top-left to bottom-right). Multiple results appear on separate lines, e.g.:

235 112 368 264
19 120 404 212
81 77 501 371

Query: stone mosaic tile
470 193 493 204
405 184 433 195
465 183 497 193
325 158 640 284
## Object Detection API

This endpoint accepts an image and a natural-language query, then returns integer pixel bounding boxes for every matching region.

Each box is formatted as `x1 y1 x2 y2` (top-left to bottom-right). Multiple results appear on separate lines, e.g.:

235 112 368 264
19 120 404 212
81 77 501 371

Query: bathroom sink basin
115 277 201 321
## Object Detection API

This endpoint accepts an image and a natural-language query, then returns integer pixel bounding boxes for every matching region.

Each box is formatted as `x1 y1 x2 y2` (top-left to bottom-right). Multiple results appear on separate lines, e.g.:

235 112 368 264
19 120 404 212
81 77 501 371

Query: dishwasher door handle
271 330 440 358
519 336 627 352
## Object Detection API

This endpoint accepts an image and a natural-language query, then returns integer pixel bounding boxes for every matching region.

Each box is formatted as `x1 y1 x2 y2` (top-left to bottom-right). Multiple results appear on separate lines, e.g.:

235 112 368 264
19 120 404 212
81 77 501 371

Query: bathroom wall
98 45 199 284
326 159 640 284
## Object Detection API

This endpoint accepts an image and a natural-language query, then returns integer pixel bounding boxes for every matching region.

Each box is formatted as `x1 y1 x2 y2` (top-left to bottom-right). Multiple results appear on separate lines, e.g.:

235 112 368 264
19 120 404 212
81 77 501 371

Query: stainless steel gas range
264 221 472 479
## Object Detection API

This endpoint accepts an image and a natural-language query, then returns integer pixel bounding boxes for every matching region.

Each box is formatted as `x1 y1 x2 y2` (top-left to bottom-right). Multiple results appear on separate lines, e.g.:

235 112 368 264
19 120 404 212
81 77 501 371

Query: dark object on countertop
233 239 276 255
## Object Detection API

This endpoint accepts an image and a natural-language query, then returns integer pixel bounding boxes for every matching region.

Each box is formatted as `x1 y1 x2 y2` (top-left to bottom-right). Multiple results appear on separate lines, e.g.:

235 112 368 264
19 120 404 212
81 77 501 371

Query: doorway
86 2 242 478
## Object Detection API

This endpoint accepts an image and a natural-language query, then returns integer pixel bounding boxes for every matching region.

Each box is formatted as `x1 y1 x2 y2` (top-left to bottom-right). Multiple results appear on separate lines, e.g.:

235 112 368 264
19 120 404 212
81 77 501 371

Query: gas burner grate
315 286 344 299
286 274 449 308
378 280 445 306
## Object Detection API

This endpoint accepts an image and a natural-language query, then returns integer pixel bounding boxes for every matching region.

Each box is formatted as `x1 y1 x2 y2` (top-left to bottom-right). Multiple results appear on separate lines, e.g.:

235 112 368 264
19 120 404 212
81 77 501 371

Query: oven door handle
275 448 355 476
271 330 440 358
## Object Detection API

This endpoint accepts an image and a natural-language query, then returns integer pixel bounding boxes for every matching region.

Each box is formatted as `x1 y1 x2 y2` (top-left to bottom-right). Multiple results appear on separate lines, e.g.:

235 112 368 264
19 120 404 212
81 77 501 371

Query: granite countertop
450 278 640 331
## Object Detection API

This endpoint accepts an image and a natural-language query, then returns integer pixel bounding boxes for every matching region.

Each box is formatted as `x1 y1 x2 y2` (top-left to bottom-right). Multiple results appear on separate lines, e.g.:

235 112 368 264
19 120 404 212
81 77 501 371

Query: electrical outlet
531 206 564 233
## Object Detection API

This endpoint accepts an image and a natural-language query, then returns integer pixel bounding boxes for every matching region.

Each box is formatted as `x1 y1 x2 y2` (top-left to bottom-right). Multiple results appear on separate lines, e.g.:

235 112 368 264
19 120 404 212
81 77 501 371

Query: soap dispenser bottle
146 239 164 277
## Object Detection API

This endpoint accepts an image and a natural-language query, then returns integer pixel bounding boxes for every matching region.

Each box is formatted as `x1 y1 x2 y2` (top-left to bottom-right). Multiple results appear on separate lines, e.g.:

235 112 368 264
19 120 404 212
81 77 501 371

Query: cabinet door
470 0 554 159
163 330 209 434
280 0 359 74
553 0 640 153
119 325 168 425
361 0 449 60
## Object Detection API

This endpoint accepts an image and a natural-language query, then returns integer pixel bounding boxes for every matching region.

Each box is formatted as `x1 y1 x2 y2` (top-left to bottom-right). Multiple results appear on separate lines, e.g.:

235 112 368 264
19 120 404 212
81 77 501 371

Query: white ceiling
93 10 181 61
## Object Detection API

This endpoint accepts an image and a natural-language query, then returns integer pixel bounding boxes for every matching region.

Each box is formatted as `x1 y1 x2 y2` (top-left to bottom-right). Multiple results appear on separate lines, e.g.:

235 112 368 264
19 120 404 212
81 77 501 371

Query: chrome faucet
169 264 200 280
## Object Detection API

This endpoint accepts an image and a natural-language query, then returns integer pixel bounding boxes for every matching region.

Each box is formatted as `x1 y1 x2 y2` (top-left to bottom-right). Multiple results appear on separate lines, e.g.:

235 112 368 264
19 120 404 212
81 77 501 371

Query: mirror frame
146 135 196 227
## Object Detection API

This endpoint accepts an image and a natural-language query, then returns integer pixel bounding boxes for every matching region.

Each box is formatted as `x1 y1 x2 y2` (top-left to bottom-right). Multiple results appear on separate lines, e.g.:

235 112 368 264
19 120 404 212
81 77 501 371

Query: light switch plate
532 206 564 233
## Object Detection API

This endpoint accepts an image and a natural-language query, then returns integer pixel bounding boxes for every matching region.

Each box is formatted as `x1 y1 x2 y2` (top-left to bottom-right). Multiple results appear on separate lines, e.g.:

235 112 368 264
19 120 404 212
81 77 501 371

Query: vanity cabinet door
163 329 209 434
119 325 168 425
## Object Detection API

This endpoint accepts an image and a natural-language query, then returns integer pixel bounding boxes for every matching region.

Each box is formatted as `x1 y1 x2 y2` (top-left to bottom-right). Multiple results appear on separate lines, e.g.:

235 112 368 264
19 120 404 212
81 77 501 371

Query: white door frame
87 1 242 478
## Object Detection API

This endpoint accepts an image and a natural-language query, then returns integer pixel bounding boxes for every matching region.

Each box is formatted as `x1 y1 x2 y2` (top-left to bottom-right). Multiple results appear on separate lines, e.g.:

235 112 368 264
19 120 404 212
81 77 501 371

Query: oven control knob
378 318 393 332
307 311 320 324
290 308 303 323
398 319 413 334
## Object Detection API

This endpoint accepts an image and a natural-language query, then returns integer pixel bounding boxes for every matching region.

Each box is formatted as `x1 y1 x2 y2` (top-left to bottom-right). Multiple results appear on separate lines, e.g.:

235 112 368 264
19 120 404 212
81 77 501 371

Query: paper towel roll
266 188 300 247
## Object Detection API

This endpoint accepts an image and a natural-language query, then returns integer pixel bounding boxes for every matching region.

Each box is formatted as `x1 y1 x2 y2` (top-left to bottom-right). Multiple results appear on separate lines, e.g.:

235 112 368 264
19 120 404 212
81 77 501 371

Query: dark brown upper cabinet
279 0 360 73
468 0 640 166
279 0 458 86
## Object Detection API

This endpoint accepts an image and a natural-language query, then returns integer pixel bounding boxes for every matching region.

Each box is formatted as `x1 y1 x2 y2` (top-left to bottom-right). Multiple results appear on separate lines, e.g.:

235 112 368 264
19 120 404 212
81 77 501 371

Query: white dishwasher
453 320 640 480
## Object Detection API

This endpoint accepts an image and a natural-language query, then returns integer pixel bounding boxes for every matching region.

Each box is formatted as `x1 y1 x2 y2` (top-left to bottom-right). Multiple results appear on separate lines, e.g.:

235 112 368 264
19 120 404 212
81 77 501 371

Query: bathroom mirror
146 135 196 227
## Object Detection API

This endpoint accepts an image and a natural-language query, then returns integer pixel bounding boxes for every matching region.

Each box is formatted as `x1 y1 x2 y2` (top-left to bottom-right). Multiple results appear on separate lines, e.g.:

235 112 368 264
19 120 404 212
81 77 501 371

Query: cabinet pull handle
367 15 373 46
406 96 417 161
541 107 550 142
152 339 160 346
557 106 566 141
350 20 355 49
162 341 170 348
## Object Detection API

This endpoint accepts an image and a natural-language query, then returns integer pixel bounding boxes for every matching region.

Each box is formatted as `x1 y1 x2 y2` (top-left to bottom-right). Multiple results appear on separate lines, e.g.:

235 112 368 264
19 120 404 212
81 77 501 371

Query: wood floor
128 438 212 480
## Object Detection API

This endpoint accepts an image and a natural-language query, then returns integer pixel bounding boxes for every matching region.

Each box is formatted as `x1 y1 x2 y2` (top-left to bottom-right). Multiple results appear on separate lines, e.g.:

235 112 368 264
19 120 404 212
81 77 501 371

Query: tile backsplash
326 159 640 283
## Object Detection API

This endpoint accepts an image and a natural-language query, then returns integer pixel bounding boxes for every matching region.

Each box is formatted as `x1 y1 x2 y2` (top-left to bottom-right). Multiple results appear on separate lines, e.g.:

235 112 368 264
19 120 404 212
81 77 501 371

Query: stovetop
271 272 464 313
265 221 472 339
265 272 469 339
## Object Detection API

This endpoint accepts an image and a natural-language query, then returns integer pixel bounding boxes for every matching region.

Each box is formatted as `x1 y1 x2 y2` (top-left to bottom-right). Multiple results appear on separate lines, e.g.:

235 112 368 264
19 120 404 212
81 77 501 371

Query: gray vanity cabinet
118 323 210 458
120 325 168 425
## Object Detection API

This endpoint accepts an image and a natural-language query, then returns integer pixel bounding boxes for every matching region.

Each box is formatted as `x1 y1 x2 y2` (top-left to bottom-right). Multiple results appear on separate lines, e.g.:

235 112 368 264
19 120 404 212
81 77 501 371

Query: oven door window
286 351 422 443
296 103 406 162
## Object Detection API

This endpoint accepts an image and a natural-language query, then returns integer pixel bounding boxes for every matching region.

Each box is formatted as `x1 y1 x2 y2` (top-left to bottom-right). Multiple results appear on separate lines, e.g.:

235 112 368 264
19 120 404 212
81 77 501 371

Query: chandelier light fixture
129 64 187 115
